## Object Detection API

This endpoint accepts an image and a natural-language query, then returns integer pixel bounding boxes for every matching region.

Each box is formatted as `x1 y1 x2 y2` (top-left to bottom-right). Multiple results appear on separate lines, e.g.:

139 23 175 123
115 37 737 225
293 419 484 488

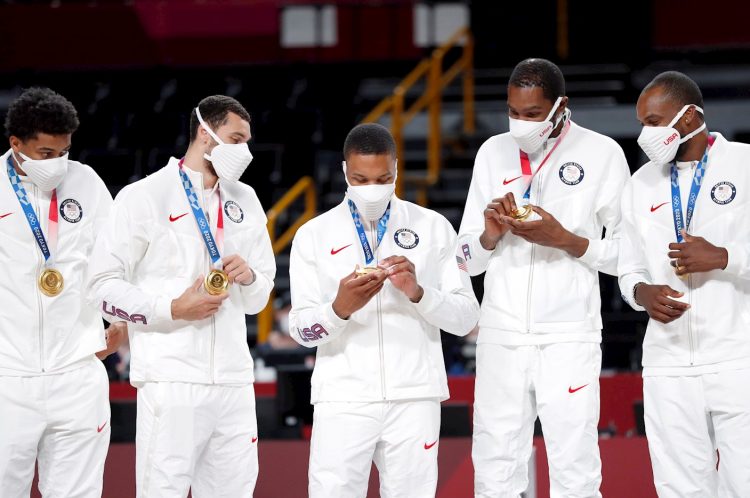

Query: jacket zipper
372 221 386 399
199 173 217 383
34 184 45 372
525 144 546 333
687 273 694 365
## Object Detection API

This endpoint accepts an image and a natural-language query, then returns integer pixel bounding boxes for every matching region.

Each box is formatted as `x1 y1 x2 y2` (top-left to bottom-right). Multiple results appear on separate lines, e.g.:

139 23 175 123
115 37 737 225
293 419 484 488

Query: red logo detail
251 436 258 443
97 422 107 433
169 212 188 222
503 176 522 185
0 212 13 219
664 133 679 146
330 244 352 255
650 202 669 213
568 384 589 394
424 440 438 450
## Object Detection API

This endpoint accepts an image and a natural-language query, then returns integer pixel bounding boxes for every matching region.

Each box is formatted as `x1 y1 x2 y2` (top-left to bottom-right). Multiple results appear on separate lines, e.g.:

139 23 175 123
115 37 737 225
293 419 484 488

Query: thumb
193 276 204 292
681 229 695 242
531 205 548 218
663 286 684 298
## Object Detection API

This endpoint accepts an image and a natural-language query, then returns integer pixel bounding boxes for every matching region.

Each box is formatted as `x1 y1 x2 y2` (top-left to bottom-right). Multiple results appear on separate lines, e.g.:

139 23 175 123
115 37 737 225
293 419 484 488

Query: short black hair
343 123 396 160
508 58 566 102
190 95 251 142
4 87 79 141
643 71 704 110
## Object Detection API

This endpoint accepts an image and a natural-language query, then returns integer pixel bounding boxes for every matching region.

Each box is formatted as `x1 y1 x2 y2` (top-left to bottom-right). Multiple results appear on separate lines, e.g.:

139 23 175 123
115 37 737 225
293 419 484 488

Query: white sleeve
458 142 496 276
617 180 651 312
412 219 480 336
237 217 276 315
86 190 174 328
577 144 631 276
721 242 750 280
288 225 349 348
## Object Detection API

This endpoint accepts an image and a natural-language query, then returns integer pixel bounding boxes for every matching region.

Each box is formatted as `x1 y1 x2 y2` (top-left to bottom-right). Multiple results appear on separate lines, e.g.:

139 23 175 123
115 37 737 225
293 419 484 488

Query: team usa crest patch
59 198 82 223
710 182 736 205
559 162 584 185
394 228 419 249
224 200 244 223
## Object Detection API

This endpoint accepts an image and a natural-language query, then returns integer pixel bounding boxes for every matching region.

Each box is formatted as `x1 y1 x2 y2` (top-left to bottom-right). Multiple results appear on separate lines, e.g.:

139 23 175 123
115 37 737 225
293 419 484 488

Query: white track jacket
619 133 750 374
458 121 630 345
289 197 480 403
87 158 275 386
0 149 111 375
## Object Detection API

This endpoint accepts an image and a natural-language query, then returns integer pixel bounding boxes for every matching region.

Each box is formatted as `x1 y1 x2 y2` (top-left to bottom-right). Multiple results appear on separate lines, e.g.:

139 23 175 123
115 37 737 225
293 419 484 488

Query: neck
675 130 709 162
549 115 566 138
10 152 27 176
183 145 218 189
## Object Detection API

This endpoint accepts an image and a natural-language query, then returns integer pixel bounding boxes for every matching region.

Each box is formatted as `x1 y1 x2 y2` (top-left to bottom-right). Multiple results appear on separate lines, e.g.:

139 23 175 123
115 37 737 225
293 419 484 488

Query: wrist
332 299 350 320
561 231 588 258
717 247 729 270
170 299 181 320
408 285 424 303
633 282 647 306
479 231 500 251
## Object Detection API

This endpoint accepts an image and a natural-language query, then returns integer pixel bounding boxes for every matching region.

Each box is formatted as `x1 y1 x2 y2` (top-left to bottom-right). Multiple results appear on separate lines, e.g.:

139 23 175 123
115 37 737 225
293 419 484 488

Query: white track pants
472 342 602 498
135 382 258 498
0 358 110 498
308 399 441 498
644 368 750 498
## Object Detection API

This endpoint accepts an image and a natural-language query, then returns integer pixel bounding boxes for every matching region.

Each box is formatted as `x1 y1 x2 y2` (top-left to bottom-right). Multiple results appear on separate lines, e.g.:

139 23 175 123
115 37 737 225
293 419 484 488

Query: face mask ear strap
195 107 225 146
545 96 564 122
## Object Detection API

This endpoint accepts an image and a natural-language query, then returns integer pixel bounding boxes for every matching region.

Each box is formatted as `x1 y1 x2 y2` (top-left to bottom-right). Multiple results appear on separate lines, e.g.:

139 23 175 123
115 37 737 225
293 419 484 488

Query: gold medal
204 269 230 295
511 205 532 221
355 266 379 277
38 268 64 297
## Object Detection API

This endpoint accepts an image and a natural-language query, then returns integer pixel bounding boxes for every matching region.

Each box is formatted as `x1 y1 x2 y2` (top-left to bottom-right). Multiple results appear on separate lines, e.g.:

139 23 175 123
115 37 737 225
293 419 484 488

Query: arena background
3 0 749 496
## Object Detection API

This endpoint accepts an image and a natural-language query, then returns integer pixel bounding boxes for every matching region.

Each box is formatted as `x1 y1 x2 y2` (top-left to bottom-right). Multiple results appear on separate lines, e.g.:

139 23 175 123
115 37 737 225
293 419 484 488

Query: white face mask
508 96 565 154
637 104 706 165
343 160 396 221
14 150 69 191
195 107 253 183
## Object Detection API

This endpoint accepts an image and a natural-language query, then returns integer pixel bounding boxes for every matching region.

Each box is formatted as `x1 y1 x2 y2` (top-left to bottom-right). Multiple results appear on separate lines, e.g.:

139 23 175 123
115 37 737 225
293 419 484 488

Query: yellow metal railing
257 176 317 343
363 26 475 206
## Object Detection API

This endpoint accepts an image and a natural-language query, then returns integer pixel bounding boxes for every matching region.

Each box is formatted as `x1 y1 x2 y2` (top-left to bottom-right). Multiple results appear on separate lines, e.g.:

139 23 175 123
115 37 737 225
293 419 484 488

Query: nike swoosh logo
169 212 188 222
0 212 12 219
424 440 438 450
251 436 258 443
97 422 107 433
503 176 522 185
568 384 589 394
330 244 352 255
650 202 669 213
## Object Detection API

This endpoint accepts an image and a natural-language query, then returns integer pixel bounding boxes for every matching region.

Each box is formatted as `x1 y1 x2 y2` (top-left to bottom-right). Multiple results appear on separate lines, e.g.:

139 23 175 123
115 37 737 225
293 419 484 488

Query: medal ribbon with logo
670 134 715 276
6 156 63 296
177 158 228 295
514 118 572 221
347 199 390 275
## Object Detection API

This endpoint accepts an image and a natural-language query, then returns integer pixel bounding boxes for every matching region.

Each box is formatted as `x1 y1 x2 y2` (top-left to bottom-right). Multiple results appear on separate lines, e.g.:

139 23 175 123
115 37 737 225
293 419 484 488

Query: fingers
506 192 517 211
668 243 686 251
385 262 415 277
662 286 684 299
379 255 407 267
364 282 385 298
667 250 682 259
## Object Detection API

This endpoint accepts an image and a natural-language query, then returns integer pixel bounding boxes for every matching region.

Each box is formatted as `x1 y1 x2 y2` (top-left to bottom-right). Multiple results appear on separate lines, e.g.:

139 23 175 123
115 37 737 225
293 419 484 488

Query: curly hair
4 87 80 141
